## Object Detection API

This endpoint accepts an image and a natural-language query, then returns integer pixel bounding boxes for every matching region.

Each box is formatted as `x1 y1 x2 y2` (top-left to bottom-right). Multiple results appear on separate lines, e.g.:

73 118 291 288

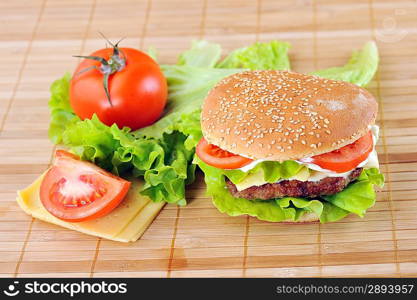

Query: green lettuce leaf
358 167 385 187
217 40 291 70
311 41 378 87
322 180 375 217
59 113 194 205
319 202 350 223
140 132 194 206
197 157 294 221
221 160 305 184
62 115 122 170
48 73 79 143
196 157 384 223
178 40 222 68
323 168 385 217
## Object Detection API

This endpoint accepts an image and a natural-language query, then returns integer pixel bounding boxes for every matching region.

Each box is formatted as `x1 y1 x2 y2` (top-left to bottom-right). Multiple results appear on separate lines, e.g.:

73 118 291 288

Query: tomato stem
102 72 112 107
73 34 126 107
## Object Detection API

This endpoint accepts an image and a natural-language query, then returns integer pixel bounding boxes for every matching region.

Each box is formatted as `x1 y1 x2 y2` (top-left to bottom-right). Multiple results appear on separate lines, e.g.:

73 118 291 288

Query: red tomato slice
196 138 253 169
307 131 374 173
40 150 131 222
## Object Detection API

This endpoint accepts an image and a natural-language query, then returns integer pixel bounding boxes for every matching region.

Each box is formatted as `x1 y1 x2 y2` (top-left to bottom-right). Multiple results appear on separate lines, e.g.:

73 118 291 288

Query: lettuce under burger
195 70 384 223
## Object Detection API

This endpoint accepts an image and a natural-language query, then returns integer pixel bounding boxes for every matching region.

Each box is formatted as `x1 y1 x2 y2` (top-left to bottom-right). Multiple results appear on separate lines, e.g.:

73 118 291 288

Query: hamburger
195 70 384 223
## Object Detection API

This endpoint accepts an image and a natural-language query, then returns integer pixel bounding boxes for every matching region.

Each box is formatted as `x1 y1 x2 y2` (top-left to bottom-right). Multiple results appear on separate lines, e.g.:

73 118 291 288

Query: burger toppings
196 129 376 175
299 130 374 173
226 168 363 200
196 137 253 169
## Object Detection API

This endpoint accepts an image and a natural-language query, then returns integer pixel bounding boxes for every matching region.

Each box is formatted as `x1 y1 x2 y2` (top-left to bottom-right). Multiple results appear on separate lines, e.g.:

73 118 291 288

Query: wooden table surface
1 0 417 278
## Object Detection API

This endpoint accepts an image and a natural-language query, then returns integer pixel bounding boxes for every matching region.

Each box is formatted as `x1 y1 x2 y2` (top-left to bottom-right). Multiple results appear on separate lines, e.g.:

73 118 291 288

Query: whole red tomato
70 47 167 130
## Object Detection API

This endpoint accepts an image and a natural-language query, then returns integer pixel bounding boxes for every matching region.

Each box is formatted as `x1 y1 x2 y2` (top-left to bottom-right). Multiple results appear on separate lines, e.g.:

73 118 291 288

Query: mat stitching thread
312 0 323 278
68 0 100 277
14 219 34 277
166 0 207 278
242 0 262 278
12 0 47 278
0 0 47 135
368 0 401 277
90 238 101 278
139 0 152 50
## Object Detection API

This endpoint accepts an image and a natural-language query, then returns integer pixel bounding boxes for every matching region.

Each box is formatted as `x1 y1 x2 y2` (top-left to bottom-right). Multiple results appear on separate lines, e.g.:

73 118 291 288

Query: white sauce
234 125 380 183
238 158 268 172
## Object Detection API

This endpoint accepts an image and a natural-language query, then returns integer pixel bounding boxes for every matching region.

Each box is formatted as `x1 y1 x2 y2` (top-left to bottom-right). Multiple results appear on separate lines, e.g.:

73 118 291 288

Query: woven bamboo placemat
0 0 416 277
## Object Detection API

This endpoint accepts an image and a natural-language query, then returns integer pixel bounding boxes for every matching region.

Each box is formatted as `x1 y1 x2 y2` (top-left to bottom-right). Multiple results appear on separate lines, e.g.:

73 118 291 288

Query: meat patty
226 168 363 200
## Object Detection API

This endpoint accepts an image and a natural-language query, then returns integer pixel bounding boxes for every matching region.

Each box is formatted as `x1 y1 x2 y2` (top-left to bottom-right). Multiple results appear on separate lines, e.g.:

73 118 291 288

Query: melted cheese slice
234 168 311 191
16 173 164 243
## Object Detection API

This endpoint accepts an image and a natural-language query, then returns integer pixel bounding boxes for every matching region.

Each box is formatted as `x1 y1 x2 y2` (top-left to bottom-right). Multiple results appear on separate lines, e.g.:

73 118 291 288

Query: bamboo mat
1 0 416 278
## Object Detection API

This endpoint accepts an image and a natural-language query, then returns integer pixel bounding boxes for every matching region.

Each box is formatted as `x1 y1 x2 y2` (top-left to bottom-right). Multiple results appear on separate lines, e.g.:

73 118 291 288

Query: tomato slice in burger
307 131 374 173
40 150 131 222
196 138 253 169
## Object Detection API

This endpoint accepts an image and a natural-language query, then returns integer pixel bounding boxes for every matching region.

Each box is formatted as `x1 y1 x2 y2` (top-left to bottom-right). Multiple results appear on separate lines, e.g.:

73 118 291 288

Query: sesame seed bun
201 70 378 161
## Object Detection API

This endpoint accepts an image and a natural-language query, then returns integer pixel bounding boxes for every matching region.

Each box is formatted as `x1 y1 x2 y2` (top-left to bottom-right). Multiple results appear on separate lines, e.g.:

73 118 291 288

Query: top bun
201 70 378 161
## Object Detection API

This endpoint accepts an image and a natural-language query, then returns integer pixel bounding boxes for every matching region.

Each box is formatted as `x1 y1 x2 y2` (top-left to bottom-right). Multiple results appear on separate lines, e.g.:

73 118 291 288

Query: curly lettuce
197 156 384 223
218 160 305 184
311 41 378 87
178 40 222 68
47 73 79 144
217 40 291 70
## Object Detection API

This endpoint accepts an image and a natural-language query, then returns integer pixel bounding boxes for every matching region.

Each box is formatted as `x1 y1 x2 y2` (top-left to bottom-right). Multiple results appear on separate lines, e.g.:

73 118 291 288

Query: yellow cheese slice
235 170 266 191
291 167 310 181
117 201 165 242
16 174 164 242
234 167 311 191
